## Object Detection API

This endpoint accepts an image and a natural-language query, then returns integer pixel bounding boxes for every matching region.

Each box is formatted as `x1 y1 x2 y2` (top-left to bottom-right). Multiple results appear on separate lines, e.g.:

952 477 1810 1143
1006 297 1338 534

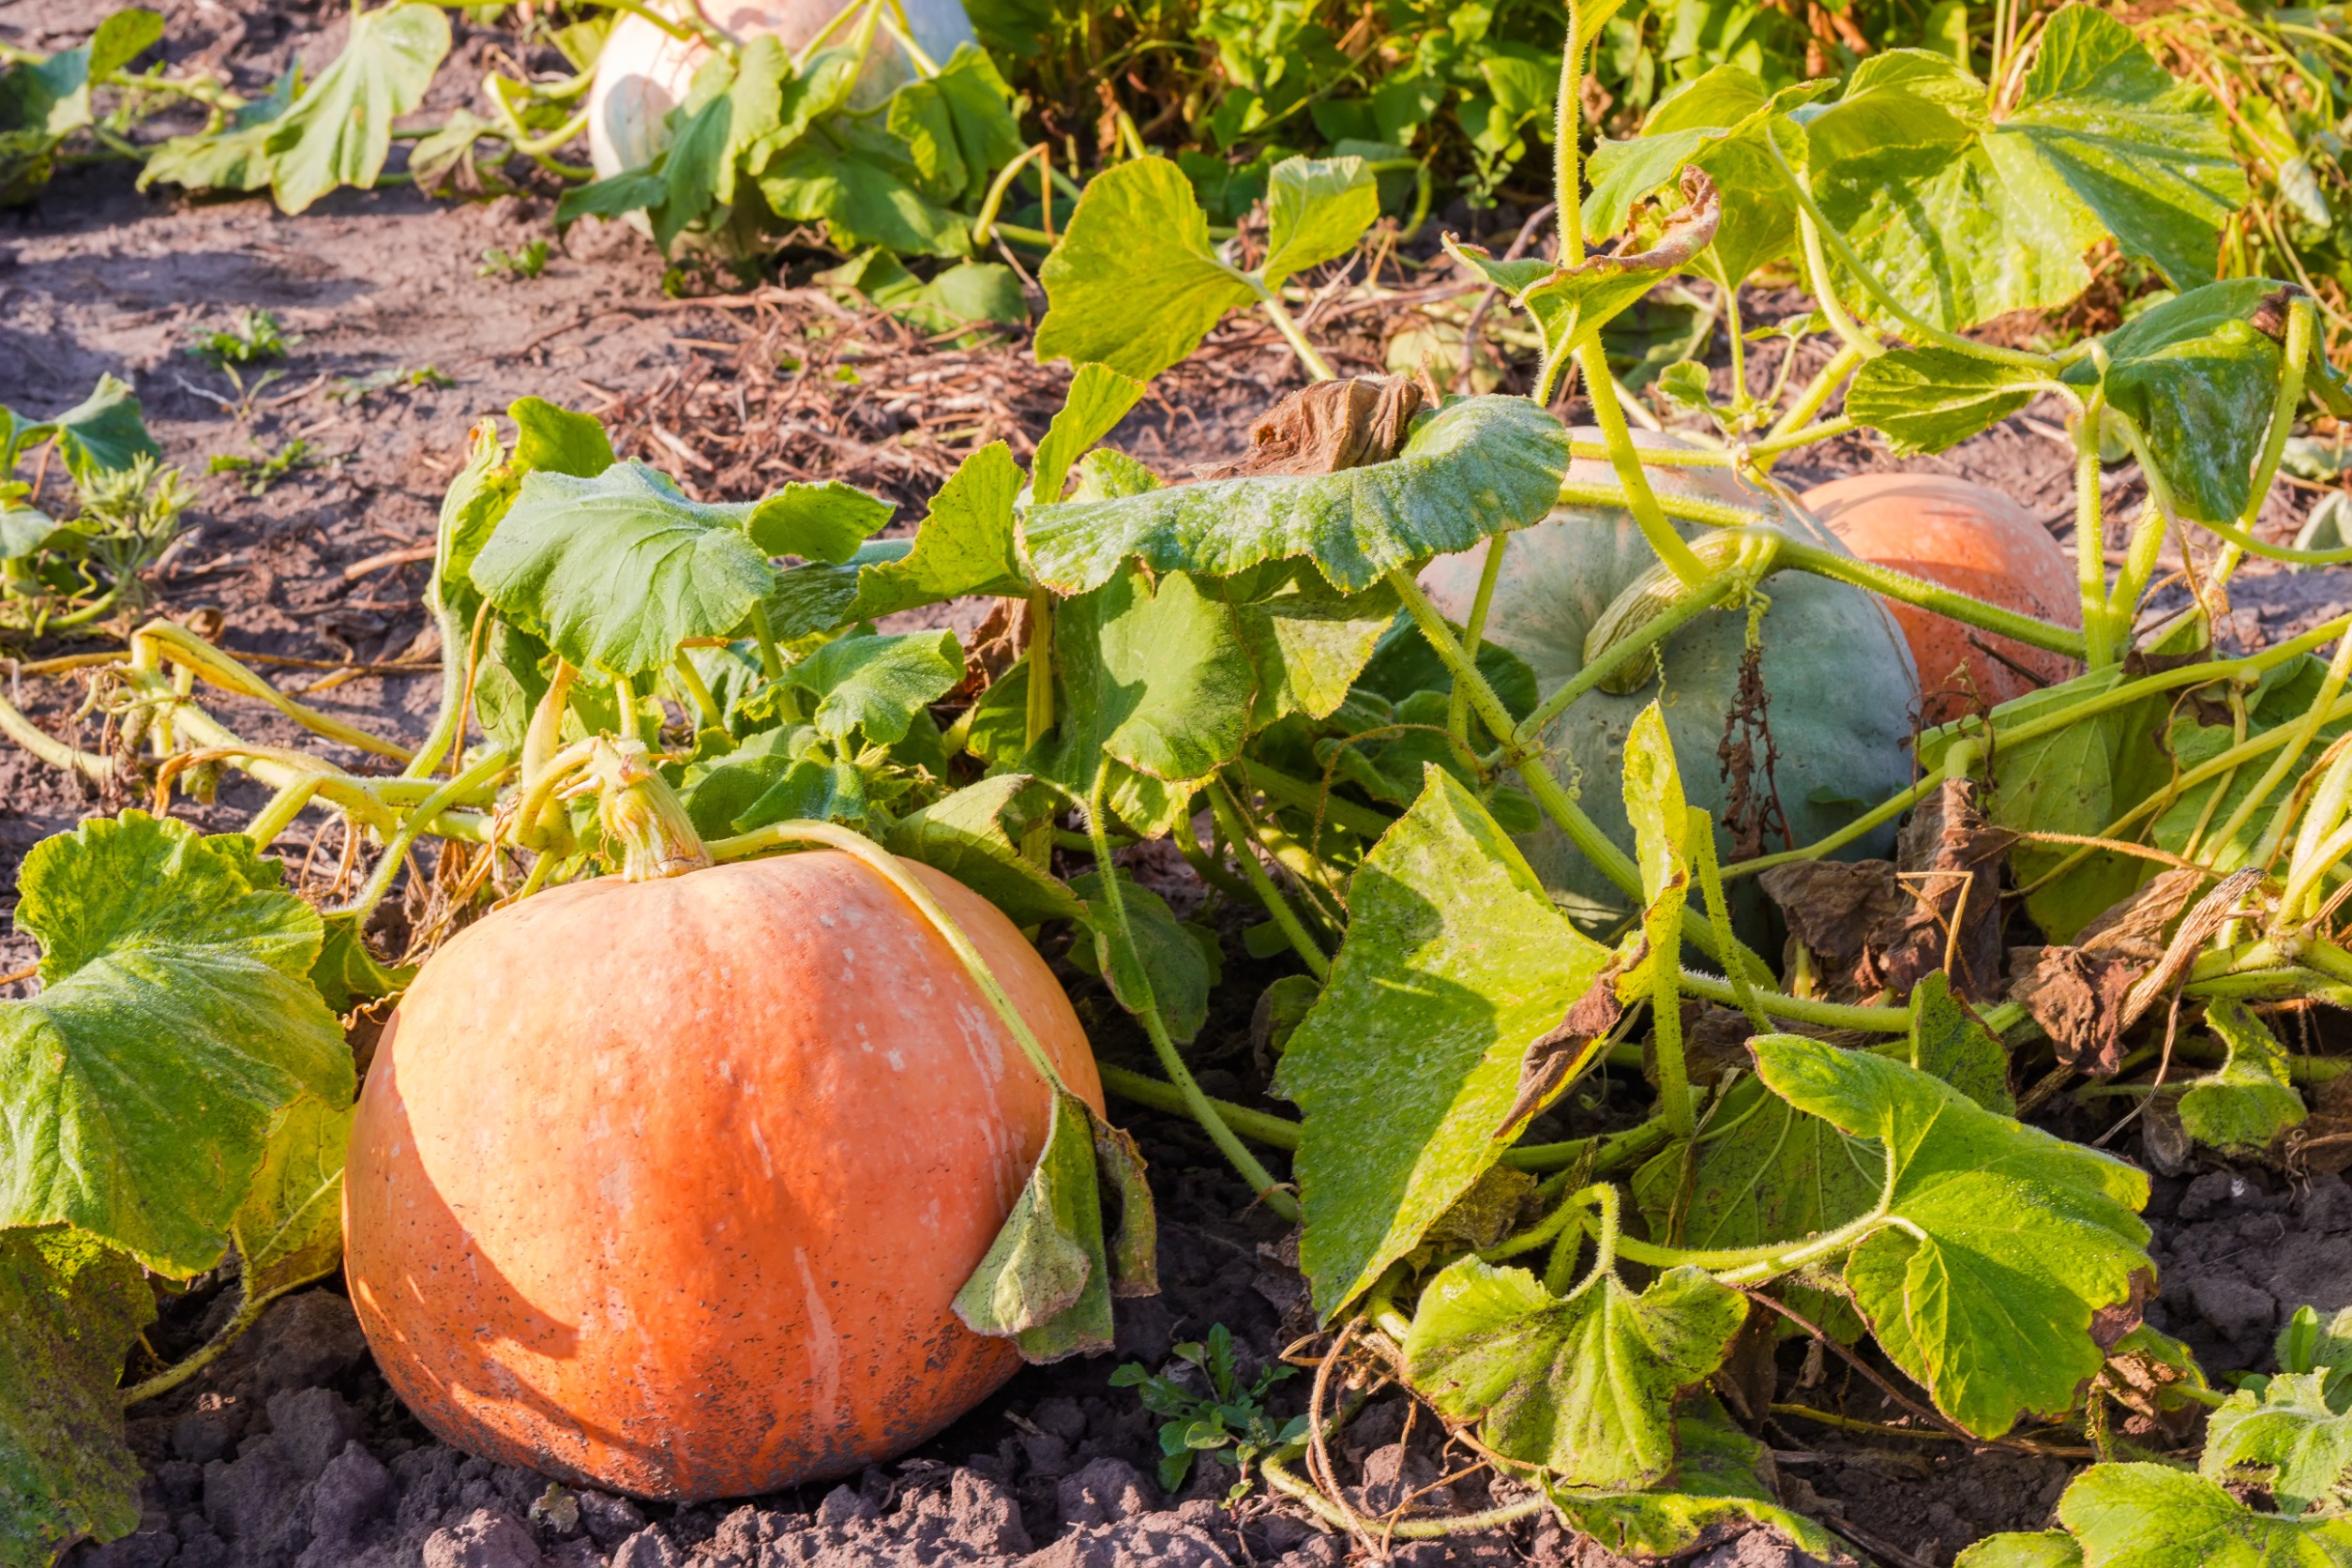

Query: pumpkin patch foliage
18 1 2352 1560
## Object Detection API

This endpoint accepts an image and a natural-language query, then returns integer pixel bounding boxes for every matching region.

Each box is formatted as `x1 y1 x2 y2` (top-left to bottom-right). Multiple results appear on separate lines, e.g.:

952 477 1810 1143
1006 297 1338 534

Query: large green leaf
470 461 777 676
2059 1463 2352 1565
1261 155 1379 290
758 121 972 259
1547 1396 1857 1563
2061 279 2284 525
1807 9 2240 333
783 629 962 746
1274 769 1610 1315
1846 346 2050 456
1039 565 1256 791
2206 1372 2352 1516
884 44 1026 207
2178 1001 2306 1158
1020 396 1568 596
1753 1035 2150 1438
1227 574 1399 726
0 1228 154 1568
265 4 450 215
26 375 159 483
1033 156 1259 383
1404 1258 1746 1487
1071 870 1219 1046
0 816 347 1276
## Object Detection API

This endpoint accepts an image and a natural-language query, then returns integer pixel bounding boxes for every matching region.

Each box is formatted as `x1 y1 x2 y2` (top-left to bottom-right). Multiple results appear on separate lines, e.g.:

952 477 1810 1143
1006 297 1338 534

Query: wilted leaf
2178 1001 2306 1158
1275 769 1609 1315
0 816 349 1276
1405 1257 1746 1487
1547 1395 1858 1563
953 1089 1113 1362
1195 378 1424 480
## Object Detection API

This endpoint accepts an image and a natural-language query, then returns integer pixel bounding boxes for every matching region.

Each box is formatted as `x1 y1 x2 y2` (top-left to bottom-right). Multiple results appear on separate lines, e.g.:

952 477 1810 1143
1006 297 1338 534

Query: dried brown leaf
1494 941 1638 1141
1193 376 1425 479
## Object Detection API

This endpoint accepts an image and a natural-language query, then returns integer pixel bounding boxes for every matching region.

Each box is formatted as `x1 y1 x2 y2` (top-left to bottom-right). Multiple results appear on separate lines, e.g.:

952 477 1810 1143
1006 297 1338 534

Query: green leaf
234 1093 354 1304
1955 1534 2085 1568
265 4 450 216
0 816 348 1276
89 8 165 78
0 1228 154 1568
1807 12 2241 334
1040 565 1257 790
1752 1035 2151 1438
308 916 414 1016
1033 364 1148 505
136 67 295 194
884 44 1025 207
2178 1000 2306 1158
757 123 972 259
953 1089 1113 1363
2205 1372 2352 1516
1274 769 1610 1315
784 628 962 746
21 374 160 482
1228 575 1400 725
1033 156 1259 383
1404 1257 1746 1486
1073 871 1218 1046
745 479 892 564
746 43 860 170
2058 1462 2352 1564
2003 6 2248 293
1846 346 2049 456
2061 279 2285 525
886 775 1083 927
1623 701 1685 907
1909 969 2015 1115
1547 1395 1858 1563
1021 395 1570 596
555 168 667 228
764 443 1027 638
470 461 777 677
510 395 615 479
1261 155 1379 290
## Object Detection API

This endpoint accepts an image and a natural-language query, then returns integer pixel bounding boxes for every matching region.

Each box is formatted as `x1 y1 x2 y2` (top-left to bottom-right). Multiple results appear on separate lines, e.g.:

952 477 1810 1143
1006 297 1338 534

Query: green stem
1514 571 1742 746
1252 284 1338 384
330 746 515 922
1206 777 1331 979
2211 295 2318 591
1084 768 1298 1219
1688 807 1770 1031
747 600 785 680
1554 1 1586 269
2074 381 2116 667
1449 533 1509 748
244 774 330 849
1793 208 1882 362
1606 1193 1889 1285
1248 761 1399 841
1764 344 1863 449
673 652 724 731
1577 339 1711 588
2210 626 2352 867
1097 1063 1300 1148
1776 536 2088 660
1552 1181 1618 1295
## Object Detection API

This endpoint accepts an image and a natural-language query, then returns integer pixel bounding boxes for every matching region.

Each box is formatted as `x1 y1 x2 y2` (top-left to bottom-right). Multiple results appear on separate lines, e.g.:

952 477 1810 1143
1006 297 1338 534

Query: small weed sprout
478 239 549 279
1109 1325 1304 1499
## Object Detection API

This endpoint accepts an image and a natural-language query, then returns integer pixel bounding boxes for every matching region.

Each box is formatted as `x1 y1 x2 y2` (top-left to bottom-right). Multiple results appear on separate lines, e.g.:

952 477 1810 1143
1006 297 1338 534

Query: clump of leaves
2 375 180 635
1110 1325 1304 1498
477 238 549 279
188 309 294 371
207 439 312 497
326 364 454 404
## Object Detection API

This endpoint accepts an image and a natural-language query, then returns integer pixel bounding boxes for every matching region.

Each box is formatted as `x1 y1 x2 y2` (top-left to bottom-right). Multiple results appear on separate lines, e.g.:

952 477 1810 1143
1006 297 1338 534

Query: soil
13 3 2352 1565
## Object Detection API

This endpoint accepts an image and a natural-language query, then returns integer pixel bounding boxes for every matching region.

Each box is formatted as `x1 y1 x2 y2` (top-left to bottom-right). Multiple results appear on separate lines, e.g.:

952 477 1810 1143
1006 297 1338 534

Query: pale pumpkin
1802 473 2082 725
343 850 1099 1500
1421 430 1920 931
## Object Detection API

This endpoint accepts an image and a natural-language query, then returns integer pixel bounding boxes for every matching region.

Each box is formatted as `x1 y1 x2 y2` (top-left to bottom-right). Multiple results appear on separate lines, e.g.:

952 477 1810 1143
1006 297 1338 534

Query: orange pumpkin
1802 474 2082 725
343 851 1101 1501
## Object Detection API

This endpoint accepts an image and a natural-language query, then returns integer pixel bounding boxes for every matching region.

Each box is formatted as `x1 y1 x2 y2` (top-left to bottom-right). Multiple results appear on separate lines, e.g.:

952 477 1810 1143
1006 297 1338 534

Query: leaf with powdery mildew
1404 1257 1745 1487
0 815 349 1277
1275 769 1609 1316
2204 1371 2352 1516
2060 1462 2352 1565
1752 1035 2151 1438
0 1228 156 1568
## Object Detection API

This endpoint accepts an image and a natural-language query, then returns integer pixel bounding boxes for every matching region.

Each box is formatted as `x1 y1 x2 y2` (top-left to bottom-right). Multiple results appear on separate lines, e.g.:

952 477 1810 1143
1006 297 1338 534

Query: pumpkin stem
588 736 714 882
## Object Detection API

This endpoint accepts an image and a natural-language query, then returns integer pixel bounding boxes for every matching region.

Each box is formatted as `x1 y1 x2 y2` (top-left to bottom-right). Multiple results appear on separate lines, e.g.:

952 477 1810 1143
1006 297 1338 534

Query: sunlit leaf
1846 346 2050 455
2060 1462 2352 1564
1261 155 1380 289
2178 1001 2306 1158
1033 156 1259 382
0 816 348 1276
886 775 1083 926
783 628 962 746
265 4 450 215
1276 769 1610 1315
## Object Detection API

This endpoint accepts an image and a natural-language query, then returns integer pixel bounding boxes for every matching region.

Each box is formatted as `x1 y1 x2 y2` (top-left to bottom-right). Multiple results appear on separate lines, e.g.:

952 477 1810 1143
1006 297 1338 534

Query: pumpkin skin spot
344 851 1101 1501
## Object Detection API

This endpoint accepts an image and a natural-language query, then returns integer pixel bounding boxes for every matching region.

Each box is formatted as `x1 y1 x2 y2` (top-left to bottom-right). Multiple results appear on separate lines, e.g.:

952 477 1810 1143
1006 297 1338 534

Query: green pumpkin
1421 430 1920 934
